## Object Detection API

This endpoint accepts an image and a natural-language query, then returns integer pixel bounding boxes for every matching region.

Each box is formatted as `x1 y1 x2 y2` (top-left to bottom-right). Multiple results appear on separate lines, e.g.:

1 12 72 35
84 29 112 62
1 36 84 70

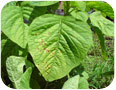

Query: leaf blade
28 14 93 81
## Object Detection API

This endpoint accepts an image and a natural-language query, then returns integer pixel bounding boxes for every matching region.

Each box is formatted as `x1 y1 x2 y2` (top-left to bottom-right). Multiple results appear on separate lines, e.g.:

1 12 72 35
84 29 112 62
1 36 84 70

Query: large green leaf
90 11 114 36
86 1 114 19
1 6 28 48
28 14 93 81
6 56 25 88
62 75 89 89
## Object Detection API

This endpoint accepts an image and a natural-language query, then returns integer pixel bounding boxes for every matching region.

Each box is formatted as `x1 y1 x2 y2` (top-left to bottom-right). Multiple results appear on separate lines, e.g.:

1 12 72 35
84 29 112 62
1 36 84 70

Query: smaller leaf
78 77 89 89
82 71 89 80
86 1 114 19
6 56 25 88
90 11 114 36
70 10 88 22
62 75 89 89
62 75 80 89
20 67 32 89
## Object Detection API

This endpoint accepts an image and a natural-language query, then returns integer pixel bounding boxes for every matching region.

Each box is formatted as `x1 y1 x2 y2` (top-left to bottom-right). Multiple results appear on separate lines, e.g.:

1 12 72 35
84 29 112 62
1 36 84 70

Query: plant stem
67 74 70 79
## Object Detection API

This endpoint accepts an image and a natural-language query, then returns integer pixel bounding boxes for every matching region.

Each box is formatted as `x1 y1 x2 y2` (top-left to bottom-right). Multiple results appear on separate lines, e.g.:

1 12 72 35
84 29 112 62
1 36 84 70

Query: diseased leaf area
1 1 114 89
28 14 92 81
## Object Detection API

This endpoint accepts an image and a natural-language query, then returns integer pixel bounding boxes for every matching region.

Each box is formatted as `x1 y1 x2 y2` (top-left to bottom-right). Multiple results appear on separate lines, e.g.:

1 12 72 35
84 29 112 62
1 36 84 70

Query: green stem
67 74 70 79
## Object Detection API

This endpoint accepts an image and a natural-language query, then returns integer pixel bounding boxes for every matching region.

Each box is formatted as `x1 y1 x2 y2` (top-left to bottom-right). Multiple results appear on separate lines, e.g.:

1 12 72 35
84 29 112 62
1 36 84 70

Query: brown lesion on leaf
34 33 38 36
41 39 43 43
46 72 49 74
43 42 46 46
46 49 50 52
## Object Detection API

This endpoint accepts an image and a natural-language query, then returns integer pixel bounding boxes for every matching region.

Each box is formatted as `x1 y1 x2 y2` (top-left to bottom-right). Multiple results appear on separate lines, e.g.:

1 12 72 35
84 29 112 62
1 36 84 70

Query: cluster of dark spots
43 61 46 64
34 33 38 36
46 49 50 52
44 43 46 46
45 65 51 71
43 48 50 53
46 72 49 74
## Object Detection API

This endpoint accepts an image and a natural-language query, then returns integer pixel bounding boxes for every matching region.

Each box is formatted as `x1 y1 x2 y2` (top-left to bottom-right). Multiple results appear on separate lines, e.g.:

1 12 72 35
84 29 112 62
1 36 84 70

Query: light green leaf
90 11 114 36
86 1 114 19
62 75 89 89
78 77 89 89
22 1 59 6
28 14 93 81
82 71 89 80
20 67 32 89
6 56 25 88
70 10 88 22
62 75 80 89
1 6 29 48
6 56 36 89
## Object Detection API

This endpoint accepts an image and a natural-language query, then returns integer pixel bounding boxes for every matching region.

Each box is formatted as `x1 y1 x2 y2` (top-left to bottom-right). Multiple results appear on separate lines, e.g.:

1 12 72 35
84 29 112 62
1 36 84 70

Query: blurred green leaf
90 11 114 36
62 75 89 89
86 1 114 19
